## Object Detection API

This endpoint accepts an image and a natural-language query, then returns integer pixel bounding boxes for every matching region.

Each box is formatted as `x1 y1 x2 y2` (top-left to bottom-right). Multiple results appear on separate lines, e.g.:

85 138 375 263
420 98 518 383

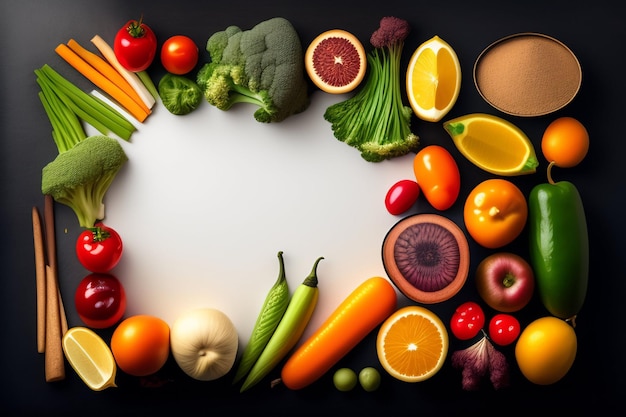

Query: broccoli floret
41 135 128 228
196 17 310 123
323 16 419 162
196 62 275 117
158 73 203 116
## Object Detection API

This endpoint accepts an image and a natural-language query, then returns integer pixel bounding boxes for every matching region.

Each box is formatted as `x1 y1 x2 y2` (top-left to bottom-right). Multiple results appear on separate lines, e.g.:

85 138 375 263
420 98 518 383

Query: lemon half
62 327 117 391
406 35 461 122
444 113 539 176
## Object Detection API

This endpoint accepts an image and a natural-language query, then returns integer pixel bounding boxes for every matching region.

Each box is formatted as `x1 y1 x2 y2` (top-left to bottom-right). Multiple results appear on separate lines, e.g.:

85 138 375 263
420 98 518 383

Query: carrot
66 39 149 114
55 43 149 122
90 35 156 111
279 276 397 390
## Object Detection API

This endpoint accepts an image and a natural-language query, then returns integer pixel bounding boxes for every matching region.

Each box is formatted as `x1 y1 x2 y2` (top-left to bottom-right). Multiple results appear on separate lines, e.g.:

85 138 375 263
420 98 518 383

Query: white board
99 90 416 346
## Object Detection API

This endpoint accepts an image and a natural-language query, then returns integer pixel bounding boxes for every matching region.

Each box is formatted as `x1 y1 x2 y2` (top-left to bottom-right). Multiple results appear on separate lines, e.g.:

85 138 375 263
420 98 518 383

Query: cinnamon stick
43 195 68 334
45 264 65 382
32 207 46 353
42 195 67 382
44 195 57 272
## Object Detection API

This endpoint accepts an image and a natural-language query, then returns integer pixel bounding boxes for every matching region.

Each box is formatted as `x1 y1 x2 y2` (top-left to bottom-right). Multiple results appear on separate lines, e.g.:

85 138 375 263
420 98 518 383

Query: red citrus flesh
305 29 367 94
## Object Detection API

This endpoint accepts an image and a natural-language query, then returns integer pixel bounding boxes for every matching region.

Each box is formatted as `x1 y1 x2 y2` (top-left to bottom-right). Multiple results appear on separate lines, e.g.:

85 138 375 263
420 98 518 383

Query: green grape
333 368 357 391
359 367 381 392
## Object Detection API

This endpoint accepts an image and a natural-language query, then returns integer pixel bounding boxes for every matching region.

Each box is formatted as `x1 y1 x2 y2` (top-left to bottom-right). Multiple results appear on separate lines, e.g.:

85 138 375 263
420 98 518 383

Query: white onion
170 308 239 381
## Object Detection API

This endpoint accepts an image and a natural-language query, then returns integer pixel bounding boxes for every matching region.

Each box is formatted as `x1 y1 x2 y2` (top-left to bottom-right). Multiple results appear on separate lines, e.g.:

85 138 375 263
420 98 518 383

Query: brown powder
474 33 582 116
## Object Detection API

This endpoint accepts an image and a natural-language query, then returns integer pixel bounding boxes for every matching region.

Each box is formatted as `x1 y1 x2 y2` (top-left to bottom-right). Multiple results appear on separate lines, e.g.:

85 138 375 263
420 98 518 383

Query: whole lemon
515 316 577 385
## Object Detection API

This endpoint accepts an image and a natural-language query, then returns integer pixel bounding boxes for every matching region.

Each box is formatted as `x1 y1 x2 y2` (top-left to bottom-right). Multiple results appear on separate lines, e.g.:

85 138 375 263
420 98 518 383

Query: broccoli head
196 17 310 123
41 135 128 228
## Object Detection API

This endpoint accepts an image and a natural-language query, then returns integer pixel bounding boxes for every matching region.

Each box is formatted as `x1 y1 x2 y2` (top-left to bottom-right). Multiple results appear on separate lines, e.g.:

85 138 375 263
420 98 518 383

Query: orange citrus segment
62 327 117 391
376 306 448 382
406 36 461 122
443 113 539 176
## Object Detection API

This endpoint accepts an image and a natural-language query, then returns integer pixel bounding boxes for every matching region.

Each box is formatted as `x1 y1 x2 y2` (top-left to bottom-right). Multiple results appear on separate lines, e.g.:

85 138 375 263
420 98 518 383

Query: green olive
358 367 381 392
333 368 357 391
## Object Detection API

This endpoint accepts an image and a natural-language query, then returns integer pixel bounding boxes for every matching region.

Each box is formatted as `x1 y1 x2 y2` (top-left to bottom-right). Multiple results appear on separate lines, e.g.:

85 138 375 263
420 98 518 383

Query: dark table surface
2 0 624 415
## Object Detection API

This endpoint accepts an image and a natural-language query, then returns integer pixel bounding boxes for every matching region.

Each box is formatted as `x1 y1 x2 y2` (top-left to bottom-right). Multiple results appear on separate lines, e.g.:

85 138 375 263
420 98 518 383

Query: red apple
475 252 535 313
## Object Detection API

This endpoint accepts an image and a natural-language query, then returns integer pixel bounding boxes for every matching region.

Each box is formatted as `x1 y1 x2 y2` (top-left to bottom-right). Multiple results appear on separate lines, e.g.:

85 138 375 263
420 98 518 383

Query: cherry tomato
450 301 485 340
111 315 170 377
488 313 521 346
413 145 460 211
161 35 199 75
75 273 126 329
114 18 157 72
541 117 589 168
76 224 123 273
463 179 527 249
385 179 420 215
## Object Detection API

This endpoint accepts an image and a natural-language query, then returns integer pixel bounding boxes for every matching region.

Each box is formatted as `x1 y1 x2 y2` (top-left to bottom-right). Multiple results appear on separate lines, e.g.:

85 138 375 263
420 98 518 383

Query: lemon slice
62 327 117 391
376 306 448 382
406 35 461 122
443 113 539 176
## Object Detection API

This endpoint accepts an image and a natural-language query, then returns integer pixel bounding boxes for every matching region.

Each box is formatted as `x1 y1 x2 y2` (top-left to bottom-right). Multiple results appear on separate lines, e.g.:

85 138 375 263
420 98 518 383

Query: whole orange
463 179 527 249
541 117 589 168
111 315 170 377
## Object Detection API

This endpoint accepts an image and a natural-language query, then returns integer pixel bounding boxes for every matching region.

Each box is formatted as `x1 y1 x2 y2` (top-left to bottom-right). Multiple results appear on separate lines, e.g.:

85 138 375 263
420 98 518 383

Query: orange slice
305 29 367 94
406 35 461 122
443 113 539 176
376 306 448 382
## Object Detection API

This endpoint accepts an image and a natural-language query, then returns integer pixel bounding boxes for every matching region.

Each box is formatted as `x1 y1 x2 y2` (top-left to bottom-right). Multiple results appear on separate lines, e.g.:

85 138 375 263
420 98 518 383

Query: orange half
376 306 448 382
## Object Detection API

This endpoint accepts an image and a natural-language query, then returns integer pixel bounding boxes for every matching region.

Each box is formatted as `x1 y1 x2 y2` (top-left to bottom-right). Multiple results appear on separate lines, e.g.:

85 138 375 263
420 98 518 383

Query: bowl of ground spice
473 33 582 117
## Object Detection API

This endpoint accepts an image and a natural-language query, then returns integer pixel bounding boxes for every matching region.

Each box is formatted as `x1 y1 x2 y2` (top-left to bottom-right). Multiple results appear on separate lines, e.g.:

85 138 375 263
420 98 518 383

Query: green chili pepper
232 251 290 385
528 163 588 325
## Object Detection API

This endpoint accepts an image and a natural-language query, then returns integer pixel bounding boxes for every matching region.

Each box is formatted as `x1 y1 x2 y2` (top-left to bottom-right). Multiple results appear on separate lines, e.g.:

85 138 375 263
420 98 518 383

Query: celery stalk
35 65 136 143
37 82 85 152
137 70 159 101
41 65 136 137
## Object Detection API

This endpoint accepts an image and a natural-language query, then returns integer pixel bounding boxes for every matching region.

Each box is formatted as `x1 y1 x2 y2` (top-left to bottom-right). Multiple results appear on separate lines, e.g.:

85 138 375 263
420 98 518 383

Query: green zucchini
528 165 588 324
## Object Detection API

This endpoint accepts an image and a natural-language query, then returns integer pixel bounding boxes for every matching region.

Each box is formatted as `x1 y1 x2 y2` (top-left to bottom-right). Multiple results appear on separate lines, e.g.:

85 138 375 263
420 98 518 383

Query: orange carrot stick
55 43 149 122
90 35 156 110
279 277 397 390
66 39 150 114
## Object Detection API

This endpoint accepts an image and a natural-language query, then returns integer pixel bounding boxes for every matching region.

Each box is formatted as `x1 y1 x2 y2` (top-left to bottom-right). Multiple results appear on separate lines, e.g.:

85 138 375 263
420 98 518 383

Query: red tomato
413 145 460 211
111 315 170 377
114 18 157 72
450 301 485 340
385 179 420 215
75 273 126 329
76 223 123 273
161 35 199 75
488 313 521 346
